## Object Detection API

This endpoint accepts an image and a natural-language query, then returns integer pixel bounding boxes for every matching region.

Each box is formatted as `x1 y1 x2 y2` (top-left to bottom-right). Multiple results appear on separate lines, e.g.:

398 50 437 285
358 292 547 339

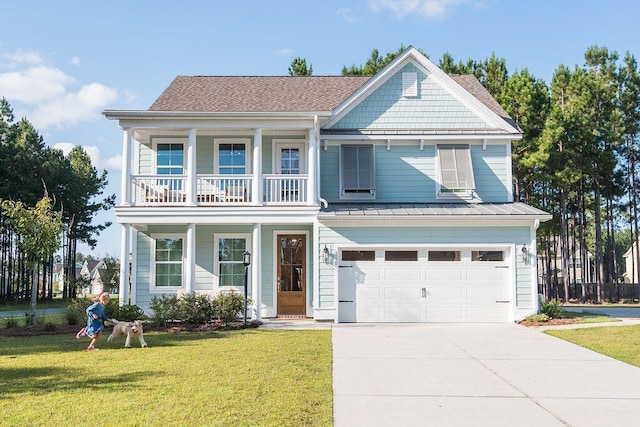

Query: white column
120 128 132 206
118 224 131 306
307 127 317 204
252 223 262 320
185 223 195 294
252 129 262 203
186 128 197 205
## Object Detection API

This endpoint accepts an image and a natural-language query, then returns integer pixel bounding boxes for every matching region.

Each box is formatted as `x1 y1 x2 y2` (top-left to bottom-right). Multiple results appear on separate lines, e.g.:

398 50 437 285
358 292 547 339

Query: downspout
315 115 328 209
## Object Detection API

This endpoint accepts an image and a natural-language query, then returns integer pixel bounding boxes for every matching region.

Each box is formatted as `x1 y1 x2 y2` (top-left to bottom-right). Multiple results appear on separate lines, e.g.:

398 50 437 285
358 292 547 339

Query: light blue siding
320 142 510 204
331 63 488 130
138 142 153 174
317 225 532 310
196 136 214 174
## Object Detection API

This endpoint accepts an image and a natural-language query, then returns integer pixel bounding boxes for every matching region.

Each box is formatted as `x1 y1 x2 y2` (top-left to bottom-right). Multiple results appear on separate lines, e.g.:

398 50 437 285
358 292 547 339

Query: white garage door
338 249 510 323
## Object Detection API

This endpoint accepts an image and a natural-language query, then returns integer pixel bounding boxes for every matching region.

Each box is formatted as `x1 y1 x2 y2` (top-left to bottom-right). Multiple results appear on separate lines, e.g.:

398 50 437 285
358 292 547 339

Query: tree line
290 45 640 302
0 98 115 302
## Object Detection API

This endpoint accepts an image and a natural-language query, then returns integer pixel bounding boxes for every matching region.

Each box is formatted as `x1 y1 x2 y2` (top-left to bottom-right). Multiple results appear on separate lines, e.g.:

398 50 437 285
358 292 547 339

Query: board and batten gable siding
317 225 535 310
329 63 489 130
319 141 510 203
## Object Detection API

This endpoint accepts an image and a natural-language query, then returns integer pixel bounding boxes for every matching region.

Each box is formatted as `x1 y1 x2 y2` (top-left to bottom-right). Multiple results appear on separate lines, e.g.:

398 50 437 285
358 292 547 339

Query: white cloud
53 142 122 171
29 82 118 129
5 50 43 65
0 66 74 103
71 56 80 65
368 0 469 20
273 48 294 56
336 8 358 23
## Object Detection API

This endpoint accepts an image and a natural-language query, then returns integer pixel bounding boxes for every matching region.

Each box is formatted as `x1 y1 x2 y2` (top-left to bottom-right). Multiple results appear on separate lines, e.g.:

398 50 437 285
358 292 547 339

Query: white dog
106 320 148 348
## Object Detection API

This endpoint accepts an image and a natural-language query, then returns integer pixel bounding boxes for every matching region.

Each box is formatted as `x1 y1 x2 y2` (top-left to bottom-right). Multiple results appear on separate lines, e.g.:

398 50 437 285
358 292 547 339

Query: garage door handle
339 300 354 303
421 288 427 298
494 266 509 269
495 300 510 303
339 265 352 268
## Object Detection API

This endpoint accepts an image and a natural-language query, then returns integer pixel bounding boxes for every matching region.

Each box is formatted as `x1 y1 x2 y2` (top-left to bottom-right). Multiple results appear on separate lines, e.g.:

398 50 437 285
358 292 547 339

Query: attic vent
402 72 418 97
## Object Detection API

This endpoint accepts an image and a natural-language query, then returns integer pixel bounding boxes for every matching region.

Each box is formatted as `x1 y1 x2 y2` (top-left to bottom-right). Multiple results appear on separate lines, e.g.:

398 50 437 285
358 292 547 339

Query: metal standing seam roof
317 202 551 219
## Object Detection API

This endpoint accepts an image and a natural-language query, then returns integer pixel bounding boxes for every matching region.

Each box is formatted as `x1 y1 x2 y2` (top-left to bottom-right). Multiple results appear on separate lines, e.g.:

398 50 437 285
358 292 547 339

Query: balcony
129 174 310 206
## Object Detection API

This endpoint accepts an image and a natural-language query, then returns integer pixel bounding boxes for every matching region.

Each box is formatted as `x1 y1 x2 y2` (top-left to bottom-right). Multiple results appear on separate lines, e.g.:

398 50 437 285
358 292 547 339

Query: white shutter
402 72 418 97
438 145 475 192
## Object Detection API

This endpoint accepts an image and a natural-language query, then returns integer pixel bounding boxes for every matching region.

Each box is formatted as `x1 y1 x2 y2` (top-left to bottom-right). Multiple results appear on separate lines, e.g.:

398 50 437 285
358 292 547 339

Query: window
472 251 504 262
341 145 375 198
156 143 184 175
342 250 375 261
154 237 183 288
385 251 418 261
402 72 418 97
437 145 475 197
217 236 248 287
428 251 461 261
218 142 247 175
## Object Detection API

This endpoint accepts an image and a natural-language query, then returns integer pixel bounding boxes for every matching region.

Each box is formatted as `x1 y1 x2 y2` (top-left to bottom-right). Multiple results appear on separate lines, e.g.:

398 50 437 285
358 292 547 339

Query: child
76 291 116 351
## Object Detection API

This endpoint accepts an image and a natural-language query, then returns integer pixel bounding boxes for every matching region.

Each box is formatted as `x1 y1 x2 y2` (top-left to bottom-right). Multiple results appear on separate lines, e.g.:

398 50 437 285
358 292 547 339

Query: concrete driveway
333 323 640 427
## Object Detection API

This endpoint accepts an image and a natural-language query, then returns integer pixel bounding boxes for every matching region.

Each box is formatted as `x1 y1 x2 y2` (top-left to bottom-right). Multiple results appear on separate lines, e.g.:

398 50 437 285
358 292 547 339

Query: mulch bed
518 317 584 327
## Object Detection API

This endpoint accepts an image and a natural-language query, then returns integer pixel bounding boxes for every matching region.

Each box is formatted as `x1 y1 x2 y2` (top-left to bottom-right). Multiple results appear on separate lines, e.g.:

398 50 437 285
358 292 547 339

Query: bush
5 317 20 328
67 297 143 324
149 294 180 326
113 304 146 322
540 298 563 318
525 313 550 323
66 297 93 325
177 293 216 324
216 291 247 325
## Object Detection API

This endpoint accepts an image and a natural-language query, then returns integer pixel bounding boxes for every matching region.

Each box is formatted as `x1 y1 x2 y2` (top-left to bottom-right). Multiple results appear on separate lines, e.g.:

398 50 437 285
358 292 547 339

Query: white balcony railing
129 174 310 206
263 174 308 203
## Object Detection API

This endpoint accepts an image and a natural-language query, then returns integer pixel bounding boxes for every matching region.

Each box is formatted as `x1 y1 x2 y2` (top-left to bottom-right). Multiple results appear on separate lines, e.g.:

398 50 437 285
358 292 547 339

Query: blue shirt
85 302 109 336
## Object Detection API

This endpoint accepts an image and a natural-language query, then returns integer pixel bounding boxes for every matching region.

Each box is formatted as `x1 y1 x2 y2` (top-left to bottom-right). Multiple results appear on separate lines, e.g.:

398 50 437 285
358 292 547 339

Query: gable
329 63 492 131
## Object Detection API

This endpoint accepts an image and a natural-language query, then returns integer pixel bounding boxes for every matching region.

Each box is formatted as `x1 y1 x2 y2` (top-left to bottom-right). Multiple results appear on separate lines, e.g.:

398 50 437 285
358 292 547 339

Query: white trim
150 233 187 293
272 139 307 174
130 229 137 305
506 141 514 201
272 230 311 317
213 233 252 292
320 134 521 141
213 137 252 174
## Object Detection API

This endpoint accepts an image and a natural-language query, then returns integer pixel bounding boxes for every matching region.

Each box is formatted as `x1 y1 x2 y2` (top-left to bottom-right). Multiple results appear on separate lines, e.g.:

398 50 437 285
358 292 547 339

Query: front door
276 234 306 316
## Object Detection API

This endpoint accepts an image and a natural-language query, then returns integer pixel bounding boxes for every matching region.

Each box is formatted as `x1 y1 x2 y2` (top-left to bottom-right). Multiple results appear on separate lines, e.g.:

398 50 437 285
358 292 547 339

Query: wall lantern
323 245 329 263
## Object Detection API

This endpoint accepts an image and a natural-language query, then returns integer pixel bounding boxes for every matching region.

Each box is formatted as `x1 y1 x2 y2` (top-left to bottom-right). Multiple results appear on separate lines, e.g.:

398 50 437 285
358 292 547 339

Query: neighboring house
104 46 551 323
623 239 639 284
537 242 594 285
78 259 107 295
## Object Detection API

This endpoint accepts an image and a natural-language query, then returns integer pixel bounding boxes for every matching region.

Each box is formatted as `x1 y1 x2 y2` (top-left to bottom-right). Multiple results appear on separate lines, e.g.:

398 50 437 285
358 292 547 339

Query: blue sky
1 0 639 257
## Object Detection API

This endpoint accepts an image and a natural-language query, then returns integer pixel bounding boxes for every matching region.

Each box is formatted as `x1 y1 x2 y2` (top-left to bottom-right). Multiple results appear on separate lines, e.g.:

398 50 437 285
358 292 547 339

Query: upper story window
437 144 475 198
217 140 248 175
157 143 184 175
340 145 375 199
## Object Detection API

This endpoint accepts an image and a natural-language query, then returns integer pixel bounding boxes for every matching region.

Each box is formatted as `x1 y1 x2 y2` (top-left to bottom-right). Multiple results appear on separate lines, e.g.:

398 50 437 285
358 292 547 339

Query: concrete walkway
332 323 640 427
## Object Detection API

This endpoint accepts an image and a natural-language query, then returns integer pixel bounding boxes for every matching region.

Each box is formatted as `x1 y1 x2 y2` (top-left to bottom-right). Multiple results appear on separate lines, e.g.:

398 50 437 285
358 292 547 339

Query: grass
546 325 640 368
0 313 67 328
0 299 70 312
0 329 333 426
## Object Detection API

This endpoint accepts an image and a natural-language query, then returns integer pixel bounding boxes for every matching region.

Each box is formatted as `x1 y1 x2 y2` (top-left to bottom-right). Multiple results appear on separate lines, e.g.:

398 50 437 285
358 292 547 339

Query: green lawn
0 329 333 426
546 325 640 368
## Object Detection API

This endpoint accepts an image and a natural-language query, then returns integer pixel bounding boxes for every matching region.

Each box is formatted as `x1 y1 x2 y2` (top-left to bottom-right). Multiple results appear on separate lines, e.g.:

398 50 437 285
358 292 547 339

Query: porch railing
131 174 310 206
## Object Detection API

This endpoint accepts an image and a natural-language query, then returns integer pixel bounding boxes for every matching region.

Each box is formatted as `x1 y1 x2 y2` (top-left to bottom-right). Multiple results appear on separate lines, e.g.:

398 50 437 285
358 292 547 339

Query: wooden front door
276 234 306 315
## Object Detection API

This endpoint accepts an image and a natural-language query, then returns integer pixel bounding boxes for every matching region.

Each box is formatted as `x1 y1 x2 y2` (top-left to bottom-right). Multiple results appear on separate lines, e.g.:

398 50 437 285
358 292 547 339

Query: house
78 259 109 295
104 46 551 323
623 239 639 284
537 241 593 286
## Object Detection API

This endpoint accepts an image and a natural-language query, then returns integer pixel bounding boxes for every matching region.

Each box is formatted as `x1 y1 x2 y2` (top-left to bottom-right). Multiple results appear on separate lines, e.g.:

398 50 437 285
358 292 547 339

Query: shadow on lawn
0 329 241 356
0 366 153 396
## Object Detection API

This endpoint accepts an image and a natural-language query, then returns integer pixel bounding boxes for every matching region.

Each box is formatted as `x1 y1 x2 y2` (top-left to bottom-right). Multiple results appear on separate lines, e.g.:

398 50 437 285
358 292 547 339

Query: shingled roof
148 74 516 129
148 76 370 113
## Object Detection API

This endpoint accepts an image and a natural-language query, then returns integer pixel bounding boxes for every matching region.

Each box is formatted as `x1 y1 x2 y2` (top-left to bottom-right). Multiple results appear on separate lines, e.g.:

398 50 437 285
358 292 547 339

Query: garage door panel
426 287 464 300
359 267 381 280
384 268 422 281
466 267 507 281
426 307 464 322
427 269 464 280
358 287 381 300
385 306 424 322
467 286 507 301
467 306 507 322
385 287 423 299
357 306 382 322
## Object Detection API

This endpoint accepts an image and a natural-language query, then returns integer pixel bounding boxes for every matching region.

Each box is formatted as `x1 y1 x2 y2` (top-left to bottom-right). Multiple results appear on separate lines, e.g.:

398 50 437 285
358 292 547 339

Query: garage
337 248 511 323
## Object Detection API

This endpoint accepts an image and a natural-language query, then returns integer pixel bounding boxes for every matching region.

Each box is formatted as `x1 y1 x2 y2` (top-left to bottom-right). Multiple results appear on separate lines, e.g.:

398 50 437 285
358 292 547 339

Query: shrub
114 304 146 322
66 297 93 325
177 293 216 324
525 313 550 323
216 291 247 325
43 322 57 332
149 294 180 326
540 298 563 318
5 317 20 328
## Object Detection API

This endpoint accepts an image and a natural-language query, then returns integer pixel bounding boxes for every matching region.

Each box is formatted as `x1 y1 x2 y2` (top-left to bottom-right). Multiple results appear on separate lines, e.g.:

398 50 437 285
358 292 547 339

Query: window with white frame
215 234 249 288
152 235 184 289
437 144 475 197
216 140 248 175
340 145 375 198
156 143 184 175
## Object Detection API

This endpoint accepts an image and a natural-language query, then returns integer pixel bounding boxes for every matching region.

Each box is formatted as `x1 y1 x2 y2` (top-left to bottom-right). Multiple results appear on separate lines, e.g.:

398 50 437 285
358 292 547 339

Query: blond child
76 292 116 351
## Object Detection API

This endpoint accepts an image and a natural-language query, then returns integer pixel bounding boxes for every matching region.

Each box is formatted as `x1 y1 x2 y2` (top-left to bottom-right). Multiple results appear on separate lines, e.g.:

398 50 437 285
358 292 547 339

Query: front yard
0 329 333 426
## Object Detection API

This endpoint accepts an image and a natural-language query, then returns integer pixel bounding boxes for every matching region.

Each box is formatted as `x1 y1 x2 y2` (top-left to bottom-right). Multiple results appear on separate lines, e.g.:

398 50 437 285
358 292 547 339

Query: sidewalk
533 317 640 331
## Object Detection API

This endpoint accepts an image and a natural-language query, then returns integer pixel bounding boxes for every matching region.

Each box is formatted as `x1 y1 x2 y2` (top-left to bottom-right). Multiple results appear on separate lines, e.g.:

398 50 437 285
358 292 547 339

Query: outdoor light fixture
521 245 529 265
243 251 251 325
323 245 329 263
